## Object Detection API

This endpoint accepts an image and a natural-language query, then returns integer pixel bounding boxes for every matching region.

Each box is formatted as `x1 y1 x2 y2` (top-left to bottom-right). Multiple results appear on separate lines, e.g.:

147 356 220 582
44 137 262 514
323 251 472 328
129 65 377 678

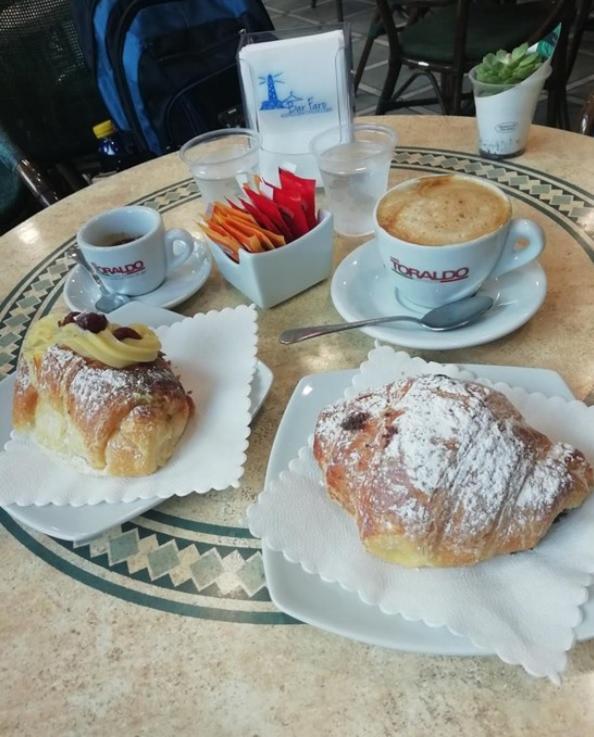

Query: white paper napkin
248 348 594 681
0 305 258 505
239 30 351 182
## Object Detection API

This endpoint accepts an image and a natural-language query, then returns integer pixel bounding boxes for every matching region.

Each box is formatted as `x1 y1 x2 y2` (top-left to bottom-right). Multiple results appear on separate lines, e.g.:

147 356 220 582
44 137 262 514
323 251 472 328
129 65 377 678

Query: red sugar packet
200 169 318 259
279 169 316 229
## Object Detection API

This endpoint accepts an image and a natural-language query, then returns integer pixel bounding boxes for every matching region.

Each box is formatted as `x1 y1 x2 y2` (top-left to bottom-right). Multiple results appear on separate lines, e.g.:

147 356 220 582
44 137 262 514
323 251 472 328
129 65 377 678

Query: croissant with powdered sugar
313 375 593 567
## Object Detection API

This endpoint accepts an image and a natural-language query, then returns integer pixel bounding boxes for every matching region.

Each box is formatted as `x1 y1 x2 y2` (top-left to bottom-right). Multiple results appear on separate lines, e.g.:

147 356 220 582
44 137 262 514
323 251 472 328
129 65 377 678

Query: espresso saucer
63 240 211 312
330 239 547 350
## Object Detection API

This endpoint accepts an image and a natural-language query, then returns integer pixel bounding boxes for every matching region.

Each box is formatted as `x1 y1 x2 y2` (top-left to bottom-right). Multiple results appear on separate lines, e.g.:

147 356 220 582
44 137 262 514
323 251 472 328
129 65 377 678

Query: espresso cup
374 174 545 309
77 206 194 296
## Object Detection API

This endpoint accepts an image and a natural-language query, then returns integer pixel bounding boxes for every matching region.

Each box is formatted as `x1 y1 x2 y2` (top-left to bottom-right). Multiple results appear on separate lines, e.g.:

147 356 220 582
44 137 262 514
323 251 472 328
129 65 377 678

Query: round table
2 117 594 736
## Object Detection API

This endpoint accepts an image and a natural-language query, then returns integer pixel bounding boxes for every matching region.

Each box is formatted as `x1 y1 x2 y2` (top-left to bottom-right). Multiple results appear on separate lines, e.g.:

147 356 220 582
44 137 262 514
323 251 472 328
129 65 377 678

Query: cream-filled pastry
13 312 193 476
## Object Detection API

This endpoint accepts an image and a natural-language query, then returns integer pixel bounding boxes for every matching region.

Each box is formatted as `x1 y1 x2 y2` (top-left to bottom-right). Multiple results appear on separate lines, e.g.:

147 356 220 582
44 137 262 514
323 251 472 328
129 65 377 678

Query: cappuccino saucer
331 239 547 350
63 239 211 312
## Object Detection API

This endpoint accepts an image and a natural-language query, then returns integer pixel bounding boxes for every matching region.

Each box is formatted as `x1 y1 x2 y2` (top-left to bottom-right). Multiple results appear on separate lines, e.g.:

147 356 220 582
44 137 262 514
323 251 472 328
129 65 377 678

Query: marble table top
1 116 594 736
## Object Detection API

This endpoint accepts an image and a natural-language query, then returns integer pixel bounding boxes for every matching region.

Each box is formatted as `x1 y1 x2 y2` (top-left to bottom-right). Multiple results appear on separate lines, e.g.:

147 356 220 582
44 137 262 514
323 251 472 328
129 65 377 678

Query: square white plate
263 365 594 655
0 303 272 542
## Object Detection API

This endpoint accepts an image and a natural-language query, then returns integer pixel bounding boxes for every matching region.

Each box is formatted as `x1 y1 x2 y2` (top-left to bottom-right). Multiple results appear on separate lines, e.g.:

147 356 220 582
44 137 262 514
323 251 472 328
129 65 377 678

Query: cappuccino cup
77 205 194 296
374 174 544 309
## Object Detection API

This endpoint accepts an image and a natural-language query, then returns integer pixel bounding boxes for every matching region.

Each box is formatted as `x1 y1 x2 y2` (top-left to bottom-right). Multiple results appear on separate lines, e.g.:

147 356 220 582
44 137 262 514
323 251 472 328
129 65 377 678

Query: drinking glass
311 123 397 236
179 128 260 205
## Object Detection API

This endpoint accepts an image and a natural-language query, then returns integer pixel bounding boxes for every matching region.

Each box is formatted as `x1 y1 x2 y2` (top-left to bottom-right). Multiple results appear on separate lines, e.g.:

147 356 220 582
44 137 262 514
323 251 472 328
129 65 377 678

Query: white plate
331 239 547 350
263 365 594 655
0 303 272 542
63 240 212 312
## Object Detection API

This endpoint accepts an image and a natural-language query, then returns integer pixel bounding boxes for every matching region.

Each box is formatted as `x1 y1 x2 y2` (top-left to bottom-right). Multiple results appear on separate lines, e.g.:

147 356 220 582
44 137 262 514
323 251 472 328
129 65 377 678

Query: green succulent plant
475 43 543 85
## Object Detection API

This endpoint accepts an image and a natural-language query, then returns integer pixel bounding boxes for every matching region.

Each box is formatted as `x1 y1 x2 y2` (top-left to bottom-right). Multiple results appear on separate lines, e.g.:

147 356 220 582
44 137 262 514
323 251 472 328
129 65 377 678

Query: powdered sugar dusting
316 389 389 497
383 376 529 543
516 443 574 510
20 344 191 470
66 356 173 421
315 374 590 560
316 391 385 439
15 361 31 392
41 344 179 423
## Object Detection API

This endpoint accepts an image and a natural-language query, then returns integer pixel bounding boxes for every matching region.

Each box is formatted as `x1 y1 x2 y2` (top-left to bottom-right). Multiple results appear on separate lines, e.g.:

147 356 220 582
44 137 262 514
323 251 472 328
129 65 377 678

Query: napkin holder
206 210 334 309
238 26 353 186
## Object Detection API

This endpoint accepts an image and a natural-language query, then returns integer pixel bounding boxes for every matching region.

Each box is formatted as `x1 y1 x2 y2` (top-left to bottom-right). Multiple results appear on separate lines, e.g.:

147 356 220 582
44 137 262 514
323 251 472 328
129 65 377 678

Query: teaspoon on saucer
70 248 131 313
279 295 494 344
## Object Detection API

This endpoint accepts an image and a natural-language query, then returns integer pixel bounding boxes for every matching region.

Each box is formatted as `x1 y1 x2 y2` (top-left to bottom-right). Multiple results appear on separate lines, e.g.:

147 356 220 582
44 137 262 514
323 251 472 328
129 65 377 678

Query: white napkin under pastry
248 348 594 682
0 305 258 505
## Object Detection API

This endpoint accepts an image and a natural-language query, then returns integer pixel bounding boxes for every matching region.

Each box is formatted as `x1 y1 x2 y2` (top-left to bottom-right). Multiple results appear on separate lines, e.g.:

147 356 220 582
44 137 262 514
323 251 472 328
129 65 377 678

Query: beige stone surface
1 117 594 736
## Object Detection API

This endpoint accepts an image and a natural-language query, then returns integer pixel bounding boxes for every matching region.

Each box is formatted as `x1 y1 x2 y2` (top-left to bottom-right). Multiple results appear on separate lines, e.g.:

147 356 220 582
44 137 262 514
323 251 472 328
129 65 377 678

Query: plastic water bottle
93 120 140 173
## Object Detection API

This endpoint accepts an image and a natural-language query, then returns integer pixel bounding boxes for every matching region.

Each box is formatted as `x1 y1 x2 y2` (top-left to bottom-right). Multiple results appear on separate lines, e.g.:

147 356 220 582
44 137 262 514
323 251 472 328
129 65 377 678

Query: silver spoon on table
280 295 494 345
70 247 130 313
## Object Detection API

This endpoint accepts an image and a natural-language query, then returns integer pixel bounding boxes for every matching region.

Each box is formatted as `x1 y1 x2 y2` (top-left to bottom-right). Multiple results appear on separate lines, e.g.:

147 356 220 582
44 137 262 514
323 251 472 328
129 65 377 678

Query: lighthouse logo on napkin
239 29 351 158
258 73 332 117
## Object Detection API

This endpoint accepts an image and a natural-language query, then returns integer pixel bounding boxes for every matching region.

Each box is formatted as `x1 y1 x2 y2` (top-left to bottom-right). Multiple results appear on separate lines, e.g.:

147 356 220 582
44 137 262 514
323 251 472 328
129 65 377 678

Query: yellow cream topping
23 314 161 369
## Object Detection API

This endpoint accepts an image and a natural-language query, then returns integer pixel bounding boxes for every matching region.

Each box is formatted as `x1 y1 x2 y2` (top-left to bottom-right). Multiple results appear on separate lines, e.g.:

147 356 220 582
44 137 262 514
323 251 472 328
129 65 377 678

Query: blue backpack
71 0 273 156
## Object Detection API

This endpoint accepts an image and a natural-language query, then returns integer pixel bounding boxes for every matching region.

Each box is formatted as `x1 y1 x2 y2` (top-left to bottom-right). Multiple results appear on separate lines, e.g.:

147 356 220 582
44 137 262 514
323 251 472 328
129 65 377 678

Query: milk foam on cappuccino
377 175 511 246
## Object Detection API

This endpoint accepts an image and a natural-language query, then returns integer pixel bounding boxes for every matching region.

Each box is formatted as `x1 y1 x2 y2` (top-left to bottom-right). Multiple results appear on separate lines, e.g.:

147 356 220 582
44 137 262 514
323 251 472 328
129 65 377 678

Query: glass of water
311 123 397 236
179 128 260 206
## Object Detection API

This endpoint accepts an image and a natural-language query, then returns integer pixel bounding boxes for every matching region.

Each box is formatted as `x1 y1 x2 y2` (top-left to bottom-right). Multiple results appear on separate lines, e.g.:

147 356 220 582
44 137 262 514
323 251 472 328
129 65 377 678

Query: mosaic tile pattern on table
1 147 592 623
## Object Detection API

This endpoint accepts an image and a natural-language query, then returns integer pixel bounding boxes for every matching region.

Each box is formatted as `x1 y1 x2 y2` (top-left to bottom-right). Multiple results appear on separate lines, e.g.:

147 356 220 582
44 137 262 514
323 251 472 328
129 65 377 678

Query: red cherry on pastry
58 311 81 327
112 326 142 341
74 312 108 333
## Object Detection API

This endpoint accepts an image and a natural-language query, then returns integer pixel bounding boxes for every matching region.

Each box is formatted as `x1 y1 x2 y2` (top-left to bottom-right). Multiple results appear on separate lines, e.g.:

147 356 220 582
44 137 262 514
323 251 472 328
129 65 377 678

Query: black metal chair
567 0 593 79
373 0 576 127
310 0 344 21
0 0 108 197
354 3 424 92
0 121 62 234
579 91 594 133
0 124 60 206
0 147 27 234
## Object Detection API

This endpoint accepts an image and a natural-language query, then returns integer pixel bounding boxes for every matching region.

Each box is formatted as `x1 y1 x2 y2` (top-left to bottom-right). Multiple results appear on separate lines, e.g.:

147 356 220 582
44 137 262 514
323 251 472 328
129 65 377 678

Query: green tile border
400 145 594 203
143 509 257 539
0 510 297 624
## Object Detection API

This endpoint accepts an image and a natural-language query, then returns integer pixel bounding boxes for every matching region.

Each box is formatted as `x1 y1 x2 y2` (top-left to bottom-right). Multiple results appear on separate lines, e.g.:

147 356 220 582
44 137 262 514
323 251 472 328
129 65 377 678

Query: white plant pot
469 63 552 159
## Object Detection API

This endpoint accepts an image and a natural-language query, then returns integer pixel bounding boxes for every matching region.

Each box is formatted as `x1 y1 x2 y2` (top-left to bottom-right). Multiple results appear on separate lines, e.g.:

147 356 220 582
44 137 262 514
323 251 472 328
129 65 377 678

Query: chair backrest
375 0 576 70
0 0 107 163
523 0 577 46
566 0 594 79
0 122 60 206
579 92 594 134
528 0 578 102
